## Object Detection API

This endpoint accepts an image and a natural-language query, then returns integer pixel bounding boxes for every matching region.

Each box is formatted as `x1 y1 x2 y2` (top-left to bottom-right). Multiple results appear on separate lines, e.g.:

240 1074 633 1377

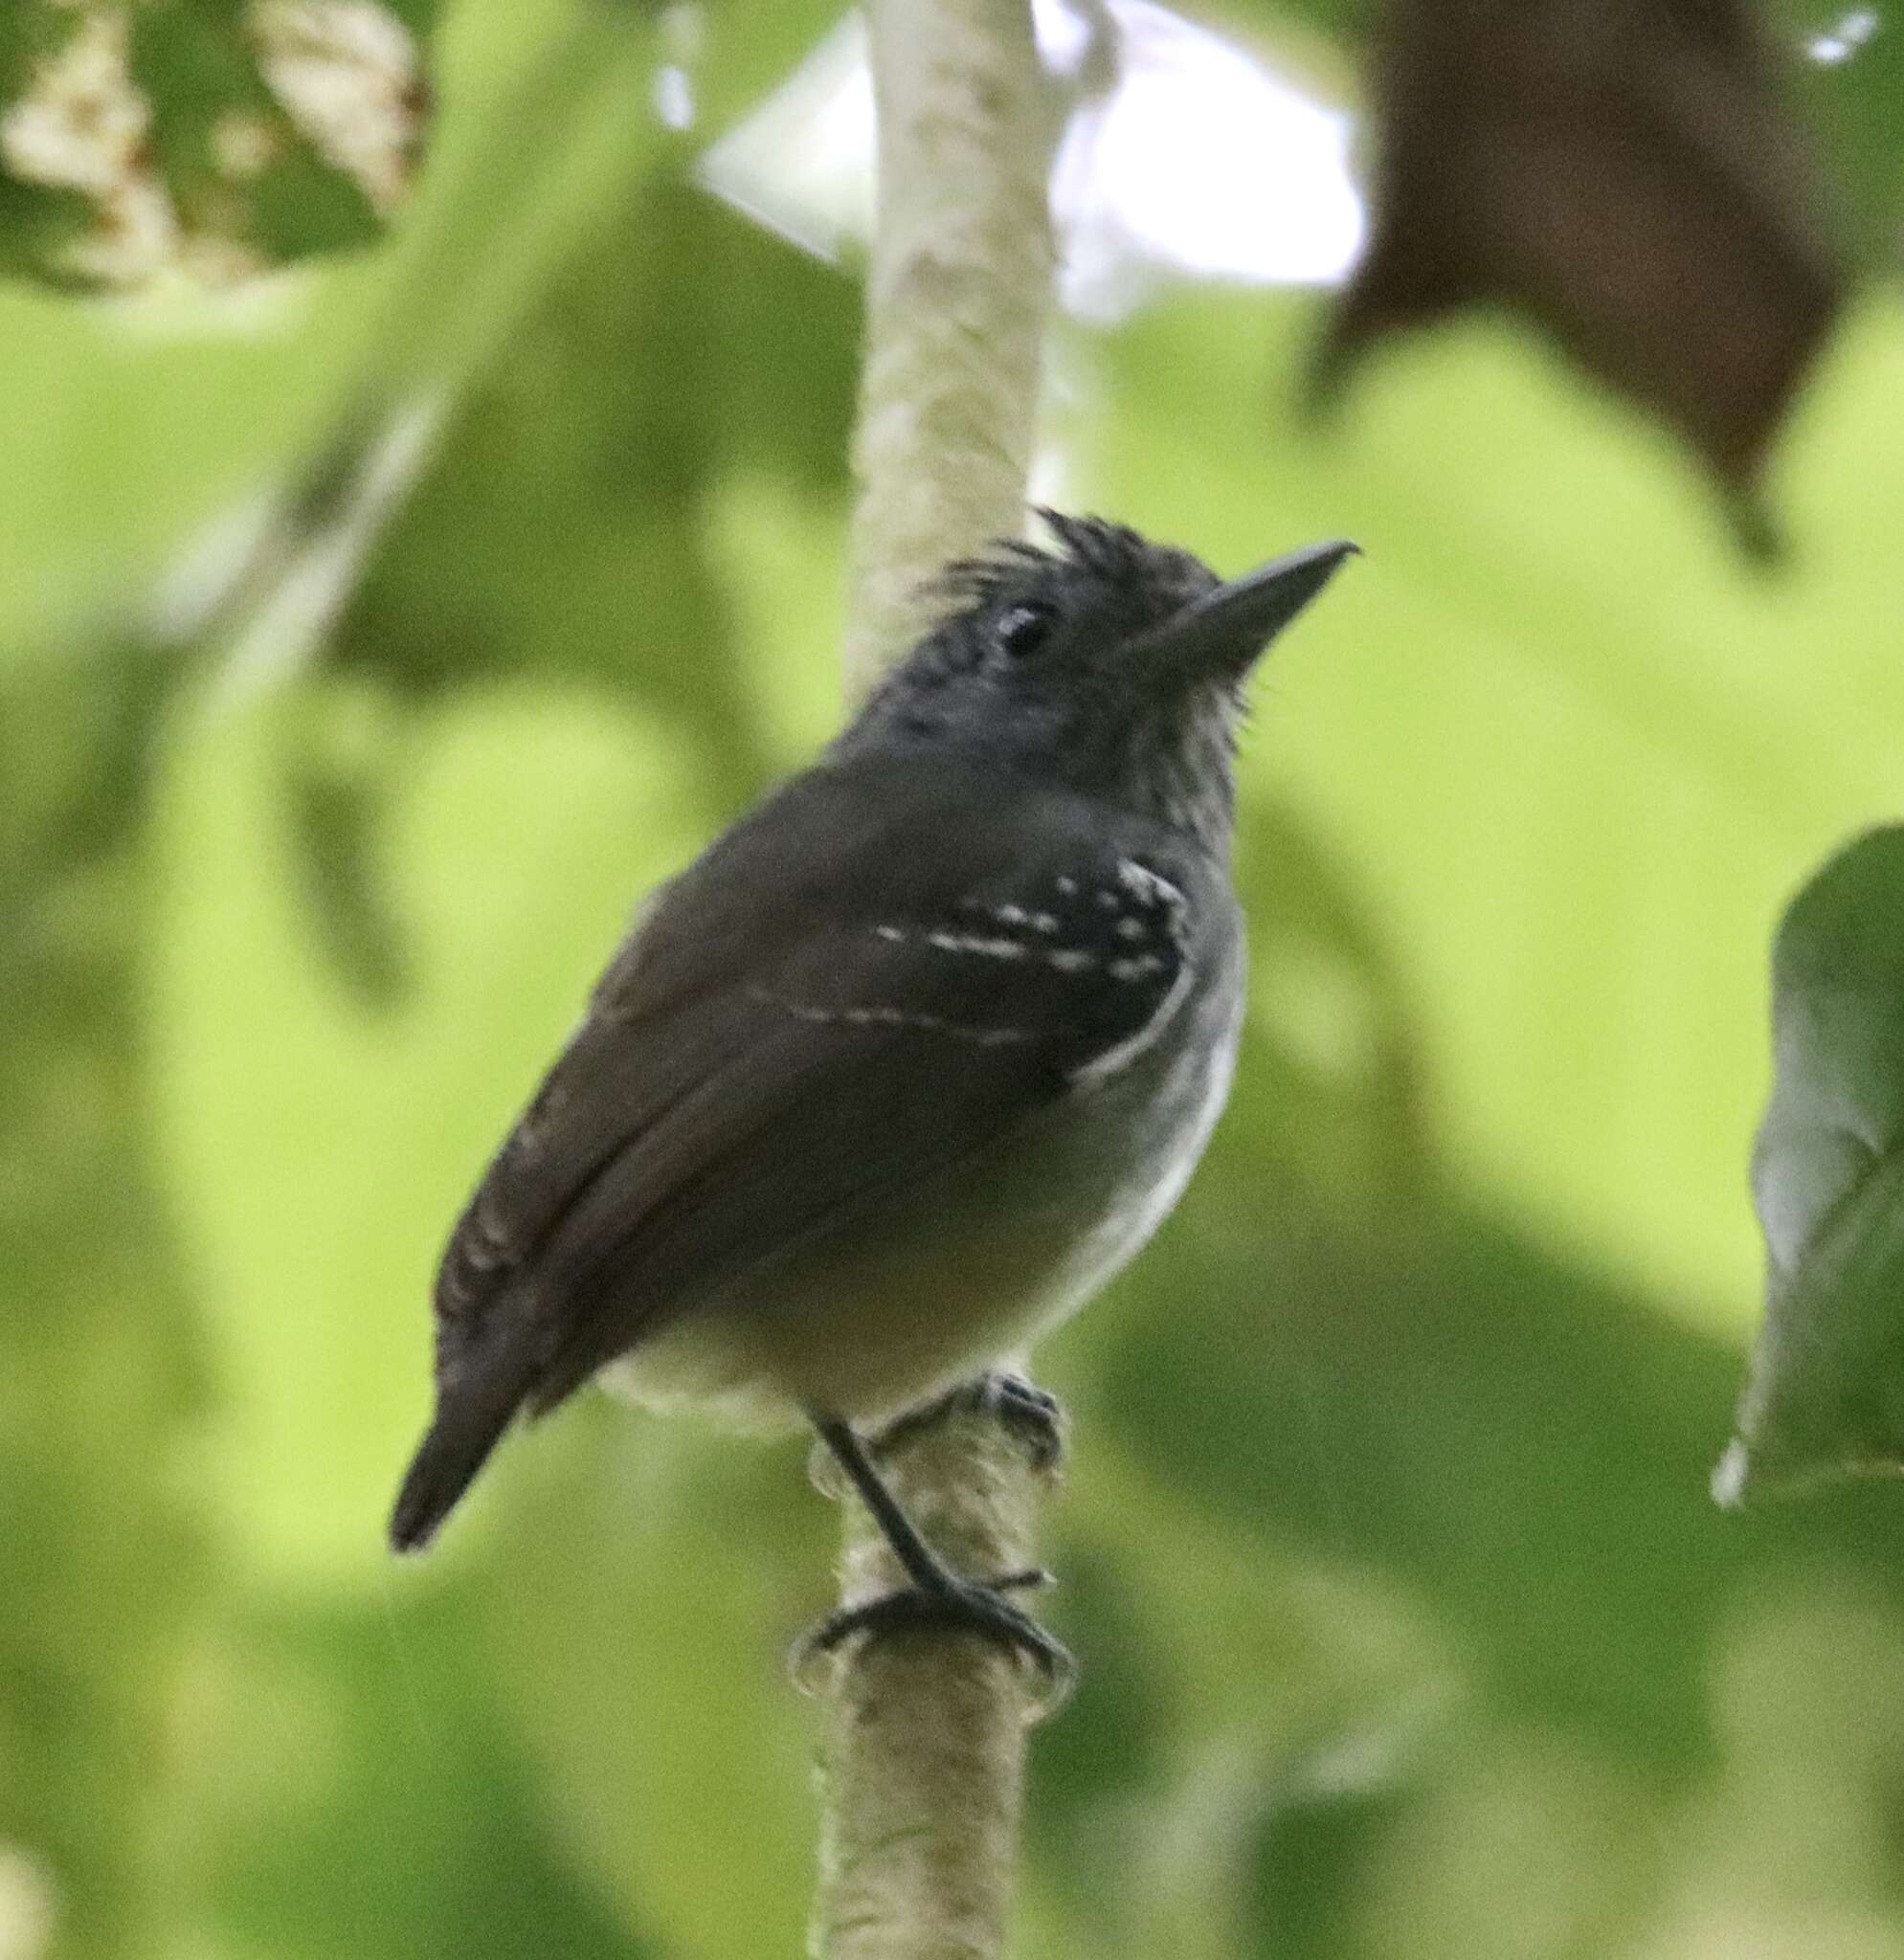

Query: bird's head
835 512 1355 849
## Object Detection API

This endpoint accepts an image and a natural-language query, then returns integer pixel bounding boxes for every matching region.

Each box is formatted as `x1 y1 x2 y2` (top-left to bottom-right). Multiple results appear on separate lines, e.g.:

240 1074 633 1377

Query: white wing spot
928 930 1027 960
1115 916 1149 943
1055 876 1078 896
1109 954 1167 981
1116 859 1185 912
978 902 1058 934
1047 948 1096 973
872 924 907 943
1071 959 1197 1087
748 986 1038 1046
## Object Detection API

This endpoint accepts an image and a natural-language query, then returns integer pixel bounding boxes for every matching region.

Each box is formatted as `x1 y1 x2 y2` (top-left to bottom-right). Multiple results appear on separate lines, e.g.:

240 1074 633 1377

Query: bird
389 511 1355 1671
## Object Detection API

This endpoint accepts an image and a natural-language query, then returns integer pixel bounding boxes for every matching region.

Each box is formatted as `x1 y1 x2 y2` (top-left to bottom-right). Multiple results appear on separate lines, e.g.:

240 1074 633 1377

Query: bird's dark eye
994 601 1057 659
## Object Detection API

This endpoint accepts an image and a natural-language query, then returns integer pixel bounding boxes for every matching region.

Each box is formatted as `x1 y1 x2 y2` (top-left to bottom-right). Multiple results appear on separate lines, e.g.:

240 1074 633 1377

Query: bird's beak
1131 539 1358 683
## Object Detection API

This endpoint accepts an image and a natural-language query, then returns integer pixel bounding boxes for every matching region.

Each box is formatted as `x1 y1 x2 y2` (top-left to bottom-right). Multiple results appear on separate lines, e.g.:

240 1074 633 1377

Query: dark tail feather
389 1364 528 1552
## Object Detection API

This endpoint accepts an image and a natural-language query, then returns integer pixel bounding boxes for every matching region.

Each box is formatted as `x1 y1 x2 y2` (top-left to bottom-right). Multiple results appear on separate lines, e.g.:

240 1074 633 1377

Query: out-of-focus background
8 1 1904 1954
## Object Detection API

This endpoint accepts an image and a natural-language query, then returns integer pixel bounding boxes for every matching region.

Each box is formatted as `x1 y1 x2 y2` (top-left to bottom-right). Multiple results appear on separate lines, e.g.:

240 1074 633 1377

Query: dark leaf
1314 0 1845 554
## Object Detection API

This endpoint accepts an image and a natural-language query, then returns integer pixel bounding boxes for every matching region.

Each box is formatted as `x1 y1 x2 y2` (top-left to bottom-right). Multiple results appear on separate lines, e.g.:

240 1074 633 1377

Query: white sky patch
699 0 1364 320
652 63 695 129
1046 0 1364 314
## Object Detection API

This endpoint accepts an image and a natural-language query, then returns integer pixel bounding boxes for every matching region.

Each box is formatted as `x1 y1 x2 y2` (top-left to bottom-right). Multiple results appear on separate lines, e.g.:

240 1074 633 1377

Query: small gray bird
391 512 1355 1667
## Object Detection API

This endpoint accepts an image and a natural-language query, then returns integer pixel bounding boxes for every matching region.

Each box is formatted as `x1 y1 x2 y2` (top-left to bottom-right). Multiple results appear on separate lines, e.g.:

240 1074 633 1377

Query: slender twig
811 1403 1063 1959
841 0 1060 694
812 0 1064 1953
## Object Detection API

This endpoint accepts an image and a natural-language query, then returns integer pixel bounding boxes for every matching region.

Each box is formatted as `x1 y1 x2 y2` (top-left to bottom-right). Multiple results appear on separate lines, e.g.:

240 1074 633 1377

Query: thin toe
981 1376 1065 1470
871 1374 1066 1472
799 1576 1073 1688
989 1566 1053 1593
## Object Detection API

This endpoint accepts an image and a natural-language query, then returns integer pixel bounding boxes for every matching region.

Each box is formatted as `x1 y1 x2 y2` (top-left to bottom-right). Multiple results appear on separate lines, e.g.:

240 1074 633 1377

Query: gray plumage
391 513 1354 1551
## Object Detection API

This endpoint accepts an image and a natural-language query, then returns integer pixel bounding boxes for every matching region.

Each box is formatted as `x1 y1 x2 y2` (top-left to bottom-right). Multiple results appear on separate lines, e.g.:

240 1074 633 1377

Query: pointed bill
1130 539 1358 682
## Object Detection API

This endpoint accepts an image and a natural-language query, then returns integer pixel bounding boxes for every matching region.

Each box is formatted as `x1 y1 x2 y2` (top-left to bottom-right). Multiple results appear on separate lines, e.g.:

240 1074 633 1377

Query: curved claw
988 1567 1053 1593
796 1572 1075 1705
875 1372 1066 1473
979 1377 1065 1472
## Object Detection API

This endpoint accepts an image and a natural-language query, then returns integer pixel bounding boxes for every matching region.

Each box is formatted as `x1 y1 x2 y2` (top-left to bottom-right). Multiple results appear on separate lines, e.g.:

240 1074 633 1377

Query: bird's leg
872 1370 1066 1473
802 1414 1072 1683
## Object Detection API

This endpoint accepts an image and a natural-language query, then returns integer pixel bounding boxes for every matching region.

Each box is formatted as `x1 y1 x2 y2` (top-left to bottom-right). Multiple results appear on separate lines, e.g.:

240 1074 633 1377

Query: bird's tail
388 1359 529 1553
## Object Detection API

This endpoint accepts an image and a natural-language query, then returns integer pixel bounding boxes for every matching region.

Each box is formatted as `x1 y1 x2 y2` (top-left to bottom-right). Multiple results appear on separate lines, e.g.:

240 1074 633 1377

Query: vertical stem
811 1403 1060 1960
813 0 1063 1955
841 0 1059 691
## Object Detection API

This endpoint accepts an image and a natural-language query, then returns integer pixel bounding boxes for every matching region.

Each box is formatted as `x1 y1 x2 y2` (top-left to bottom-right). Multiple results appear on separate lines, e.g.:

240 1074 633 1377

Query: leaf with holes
0 0 434 289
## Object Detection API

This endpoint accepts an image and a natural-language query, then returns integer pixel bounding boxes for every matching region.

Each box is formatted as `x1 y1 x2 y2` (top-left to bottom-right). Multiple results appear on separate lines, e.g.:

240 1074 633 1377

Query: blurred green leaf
331 175 855 792
0 638 207 1960
1779 0 1904 252
1249 1741 1435 1960
1214 0 1373 45
683 0 862 143
1083 1084 1904 1781
1030 1437 1450 1951
0 171 94 285
1750 825 1904 1286
150 680 709 1591
279 687 414 1007
1089 281 1904 1325
1726 1153 1904 1499
481 1416 827 1958
0 1 655 661
0 0 434 289
178 1583 654 1959
1722 826 1904 1499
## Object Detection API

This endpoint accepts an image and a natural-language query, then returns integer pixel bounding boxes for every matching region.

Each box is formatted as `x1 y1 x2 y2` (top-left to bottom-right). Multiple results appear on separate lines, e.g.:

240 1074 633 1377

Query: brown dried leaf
1315 0 1846 555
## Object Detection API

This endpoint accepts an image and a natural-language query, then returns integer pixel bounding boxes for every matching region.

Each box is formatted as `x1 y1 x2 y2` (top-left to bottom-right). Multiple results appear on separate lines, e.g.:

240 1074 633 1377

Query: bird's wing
437 759 1201 1385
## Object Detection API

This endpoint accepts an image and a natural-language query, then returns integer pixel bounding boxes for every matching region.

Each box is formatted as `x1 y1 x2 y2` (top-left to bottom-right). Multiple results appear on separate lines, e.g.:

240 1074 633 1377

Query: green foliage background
9 2 1904 1956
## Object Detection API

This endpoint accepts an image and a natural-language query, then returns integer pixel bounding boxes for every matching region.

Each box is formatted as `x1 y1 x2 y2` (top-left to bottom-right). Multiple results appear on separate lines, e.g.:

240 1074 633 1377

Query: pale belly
602 959 1243 1431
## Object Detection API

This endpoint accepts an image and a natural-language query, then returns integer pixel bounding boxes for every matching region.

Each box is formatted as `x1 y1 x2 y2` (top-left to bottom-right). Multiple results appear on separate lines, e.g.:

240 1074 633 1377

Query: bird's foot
800 1567 1074 1700
875 1371 1066 1473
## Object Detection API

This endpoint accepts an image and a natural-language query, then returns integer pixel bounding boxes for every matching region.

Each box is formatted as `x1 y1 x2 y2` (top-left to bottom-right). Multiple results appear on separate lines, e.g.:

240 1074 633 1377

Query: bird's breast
1030 933 1244 1315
